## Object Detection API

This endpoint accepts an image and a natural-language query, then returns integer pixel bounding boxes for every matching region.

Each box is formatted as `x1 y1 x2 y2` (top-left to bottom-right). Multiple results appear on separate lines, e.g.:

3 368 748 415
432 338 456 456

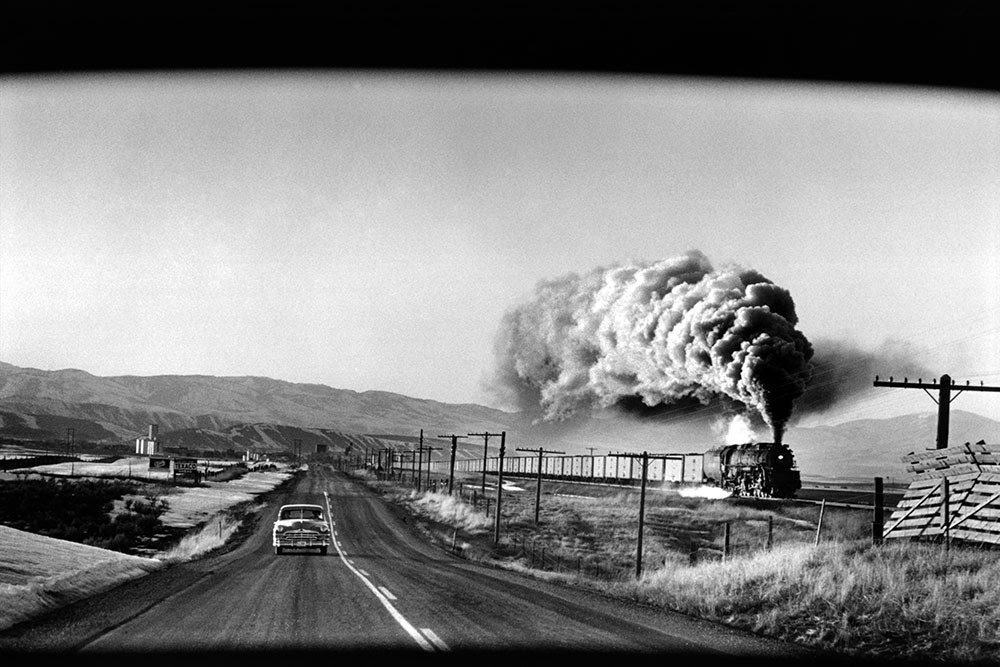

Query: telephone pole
493 432 506 544
416 429 424 491
438 434 469 495
874 374 1000 449
423 444 439 490
517 446 565 523
469 430 504 496
610 451 677 578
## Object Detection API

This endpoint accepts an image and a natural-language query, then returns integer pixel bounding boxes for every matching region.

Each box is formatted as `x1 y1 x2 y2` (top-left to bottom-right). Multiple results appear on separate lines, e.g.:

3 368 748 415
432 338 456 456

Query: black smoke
795 338 936 417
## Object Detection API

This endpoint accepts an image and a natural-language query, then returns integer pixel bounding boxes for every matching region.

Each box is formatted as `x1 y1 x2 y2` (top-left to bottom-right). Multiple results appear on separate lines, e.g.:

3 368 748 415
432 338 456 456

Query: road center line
420 628 450 651
323 492 435 652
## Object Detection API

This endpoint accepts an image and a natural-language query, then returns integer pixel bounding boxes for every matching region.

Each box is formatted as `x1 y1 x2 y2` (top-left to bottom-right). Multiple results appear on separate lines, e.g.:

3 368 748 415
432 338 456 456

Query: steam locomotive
463 441 801 499
702 442 801 498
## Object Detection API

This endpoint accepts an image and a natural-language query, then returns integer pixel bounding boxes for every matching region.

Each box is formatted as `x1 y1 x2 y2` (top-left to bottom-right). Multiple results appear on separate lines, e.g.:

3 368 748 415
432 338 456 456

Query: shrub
0 477 166 555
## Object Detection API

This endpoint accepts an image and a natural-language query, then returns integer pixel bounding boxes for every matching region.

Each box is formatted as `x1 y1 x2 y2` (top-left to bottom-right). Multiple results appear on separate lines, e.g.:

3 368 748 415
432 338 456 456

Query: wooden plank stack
885 441 1000 545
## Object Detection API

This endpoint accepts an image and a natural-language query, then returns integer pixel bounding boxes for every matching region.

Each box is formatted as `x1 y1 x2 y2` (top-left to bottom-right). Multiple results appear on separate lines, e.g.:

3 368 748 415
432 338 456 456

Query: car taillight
274 526 285 533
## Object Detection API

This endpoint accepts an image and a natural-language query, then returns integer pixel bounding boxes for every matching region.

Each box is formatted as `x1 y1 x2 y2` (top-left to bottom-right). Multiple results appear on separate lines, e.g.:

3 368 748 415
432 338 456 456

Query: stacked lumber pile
885 441 1000 545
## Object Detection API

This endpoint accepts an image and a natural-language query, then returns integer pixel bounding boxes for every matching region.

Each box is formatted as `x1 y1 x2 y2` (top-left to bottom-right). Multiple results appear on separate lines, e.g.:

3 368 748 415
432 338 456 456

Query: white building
135 424 161 455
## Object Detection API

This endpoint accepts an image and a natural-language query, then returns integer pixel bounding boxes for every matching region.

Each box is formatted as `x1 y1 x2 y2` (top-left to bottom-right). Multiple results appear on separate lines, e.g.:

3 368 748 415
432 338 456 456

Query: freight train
457 441 801 499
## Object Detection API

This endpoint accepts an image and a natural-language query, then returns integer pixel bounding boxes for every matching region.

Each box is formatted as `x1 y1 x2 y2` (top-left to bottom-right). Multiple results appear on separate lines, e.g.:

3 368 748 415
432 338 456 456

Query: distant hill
0 361 518 443
2 361 998 479
785 411 1000 482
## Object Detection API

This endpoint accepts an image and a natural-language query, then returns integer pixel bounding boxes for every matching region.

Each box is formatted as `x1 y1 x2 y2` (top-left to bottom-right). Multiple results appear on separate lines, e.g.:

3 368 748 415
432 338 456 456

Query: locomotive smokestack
493 249 814 433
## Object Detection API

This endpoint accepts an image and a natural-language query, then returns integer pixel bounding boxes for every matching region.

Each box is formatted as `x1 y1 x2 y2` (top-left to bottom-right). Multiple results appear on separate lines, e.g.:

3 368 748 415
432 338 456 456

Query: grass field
362 469 1000 663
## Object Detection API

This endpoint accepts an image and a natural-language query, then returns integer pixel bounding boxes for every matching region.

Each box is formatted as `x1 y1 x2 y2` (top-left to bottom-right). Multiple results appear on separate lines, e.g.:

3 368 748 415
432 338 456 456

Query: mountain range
2 361 998 481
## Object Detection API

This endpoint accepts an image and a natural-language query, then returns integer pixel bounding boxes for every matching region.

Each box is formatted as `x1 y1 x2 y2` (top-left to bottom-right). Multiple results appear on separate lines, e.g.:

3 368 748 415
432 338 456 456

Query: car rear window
280 508 323 520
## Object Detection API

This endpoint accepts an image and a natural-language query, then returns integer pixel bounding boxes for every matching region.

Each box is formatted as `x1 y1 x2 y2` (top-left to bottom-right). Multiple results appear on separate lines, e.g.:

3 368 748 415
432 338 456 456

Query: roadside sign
172 457 201 484
173 458 198 472
149 456 170 471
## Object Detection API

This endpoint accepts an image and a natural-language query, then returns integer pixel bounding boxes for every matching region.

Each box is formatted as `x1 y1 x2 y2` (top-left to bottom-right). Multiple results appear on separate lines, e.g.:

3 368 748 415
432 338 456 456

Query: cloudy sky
1 71 997 423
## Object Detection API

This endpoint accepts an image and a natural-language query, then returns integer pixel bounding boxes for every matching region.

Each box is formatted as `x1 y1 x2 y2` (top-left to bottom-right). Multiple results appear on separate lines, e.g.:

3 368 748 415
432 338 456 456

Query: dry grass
623 540 1000 662
366 472 1000 663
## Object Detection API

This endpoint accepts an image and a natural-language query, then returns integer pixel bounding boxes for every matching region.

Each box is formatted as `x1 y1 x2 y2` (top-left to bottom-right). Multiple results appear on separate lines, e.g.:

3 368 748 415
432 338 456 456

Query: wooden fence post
723 522 731 561
941 476 950 551
815 499 826 546
873 476 884 545
766 514 773 550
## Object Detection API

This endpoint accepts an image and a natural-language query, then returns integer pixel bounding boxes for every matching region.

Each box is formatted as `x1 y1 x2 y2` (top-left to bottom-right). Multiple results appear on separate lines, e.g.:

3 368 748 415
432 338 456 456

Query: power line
873 373 1000 449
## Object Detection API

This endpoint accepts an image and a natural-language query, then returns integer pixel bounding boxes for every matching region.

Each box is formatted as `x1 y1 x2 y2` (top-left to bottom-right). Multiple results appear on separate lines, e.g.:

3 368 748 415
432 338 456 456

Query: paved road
0 464 823 661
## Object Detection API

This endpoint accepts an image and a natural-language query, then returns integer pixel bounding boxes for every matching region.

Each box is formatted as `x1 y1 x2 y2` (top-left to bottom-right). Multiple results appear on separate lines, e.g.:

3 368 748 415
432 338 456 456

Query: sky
1 71 998 424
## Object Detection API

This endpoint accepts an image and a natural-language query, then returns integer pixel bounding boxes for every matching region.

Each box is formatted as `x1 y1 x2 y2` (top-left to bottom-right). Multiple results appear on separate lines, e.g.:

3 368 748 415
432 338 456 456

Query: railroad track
792 485 905 511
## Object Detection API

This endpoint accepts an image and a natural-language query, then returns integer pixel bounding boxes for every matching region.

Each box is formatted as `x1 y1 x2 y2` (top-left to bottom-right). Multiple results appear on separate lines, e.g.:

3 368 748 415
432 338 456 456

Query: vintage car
272 503 331 555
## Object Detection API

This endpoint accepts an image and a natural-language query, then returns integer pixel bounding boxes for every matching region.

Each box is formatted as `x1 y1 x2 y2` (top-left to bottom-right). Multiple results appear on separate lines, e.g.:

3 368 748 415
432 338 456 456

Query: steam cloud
493 250 815 443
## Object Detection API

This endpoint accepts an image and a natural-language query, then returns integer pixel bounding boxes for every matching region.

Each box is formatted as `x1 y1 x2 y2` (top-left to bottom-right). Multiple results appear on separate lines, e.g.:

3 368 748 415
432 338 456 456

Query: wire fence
362 466 879 580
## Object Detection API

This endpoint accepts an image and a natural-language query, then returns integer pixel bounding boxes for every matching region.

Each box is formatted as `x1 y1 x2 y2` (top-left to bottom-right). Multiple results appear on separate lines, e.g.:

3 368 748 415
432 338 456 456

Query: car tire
275 546 283 555
319 546 327 555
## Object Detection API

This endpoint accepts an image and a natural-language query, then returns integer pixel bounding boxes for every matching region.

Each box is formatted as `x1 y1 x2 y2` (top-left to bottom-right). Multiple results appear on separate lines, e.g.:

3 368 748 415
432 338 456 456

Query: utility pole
438 434 469 495
637 452 648 578
469 431 504 496
610 450 676 578
416 429 424 491
517 446 565 524
398 451 415 482
493 432 506 544
423 444 439 490
874 374 1000 449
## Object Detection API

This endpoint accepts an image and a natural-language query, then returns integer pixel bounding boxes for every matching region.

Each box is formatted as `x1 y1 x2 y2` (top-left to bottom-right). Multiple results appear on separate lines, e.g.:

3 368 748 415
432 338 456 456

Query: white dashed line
323 491 437 652
378 586 397 601
420 628 450 651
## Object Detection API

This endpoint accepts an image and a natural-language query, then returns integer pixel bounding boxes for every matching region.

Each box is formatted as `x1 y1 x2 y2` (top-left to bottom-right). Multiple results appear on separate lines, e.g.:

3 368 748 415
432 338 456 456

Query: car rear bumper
273 534 330 548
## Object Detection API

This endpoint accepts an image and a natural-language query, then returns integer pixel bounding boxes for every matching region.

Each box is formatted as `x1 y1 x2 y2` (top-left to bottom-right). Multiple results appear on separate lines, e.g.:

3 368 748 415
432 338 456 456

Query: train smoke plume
492 250 814 443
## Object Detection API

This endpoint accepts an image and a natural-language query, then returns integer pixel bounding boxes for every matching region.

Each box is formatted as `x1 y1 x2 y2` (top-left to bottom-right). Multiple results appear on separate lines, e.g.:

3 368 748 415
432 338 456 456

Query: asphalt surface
0 465 833 664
